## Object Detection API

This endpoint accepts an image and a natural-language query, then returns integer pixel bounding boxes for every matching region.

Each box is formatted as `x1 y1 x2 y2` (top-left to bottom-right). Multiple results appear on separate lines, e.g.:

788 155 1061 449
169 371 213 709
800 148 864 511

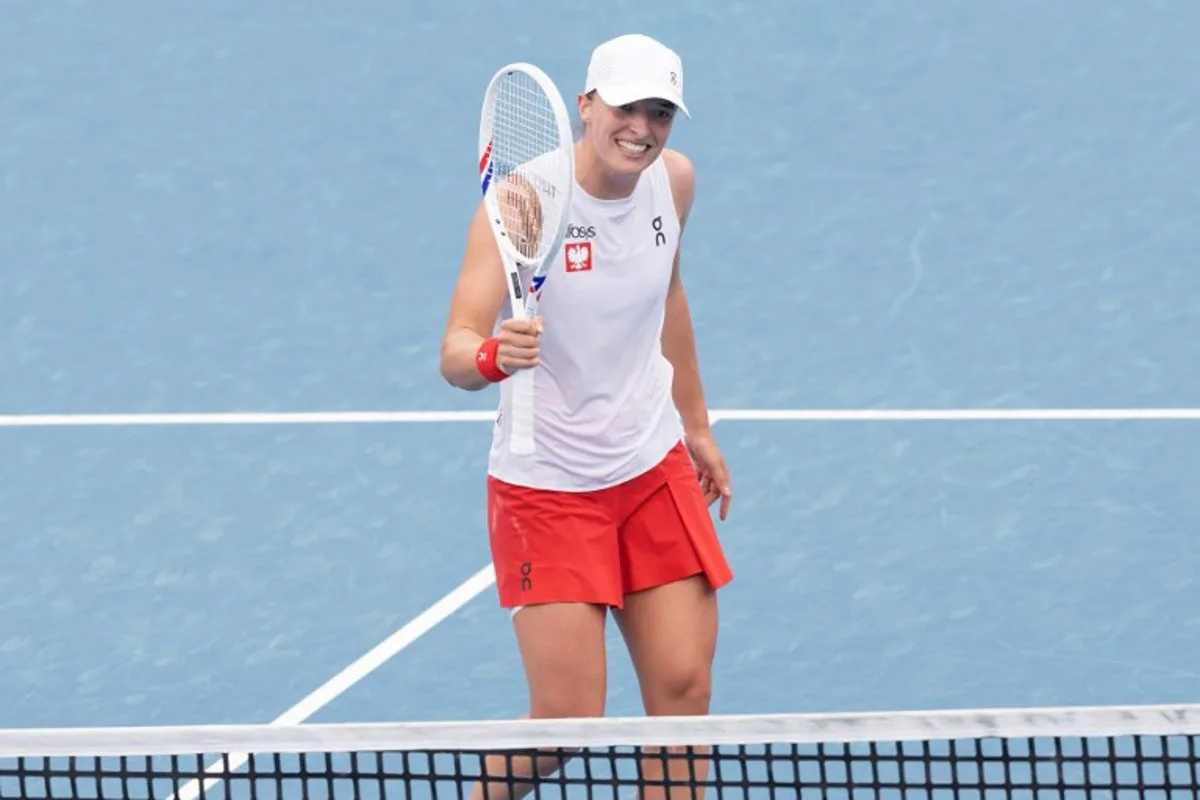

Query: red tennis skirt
486 441 734 610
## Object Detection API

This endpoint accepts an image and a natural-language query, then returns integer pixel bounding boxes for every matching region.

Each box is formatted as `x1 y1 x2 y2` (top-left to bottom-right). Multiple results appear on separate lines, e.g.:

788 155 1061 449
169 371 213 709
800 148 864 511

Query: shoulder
659 148 696 225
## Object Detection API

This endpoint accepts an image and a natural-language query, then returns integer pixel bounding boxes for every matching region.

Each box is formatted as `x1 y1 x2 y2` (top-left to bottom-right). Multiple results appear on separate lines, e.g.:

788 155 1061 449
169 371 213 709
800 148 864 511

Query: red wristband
475 337 509 383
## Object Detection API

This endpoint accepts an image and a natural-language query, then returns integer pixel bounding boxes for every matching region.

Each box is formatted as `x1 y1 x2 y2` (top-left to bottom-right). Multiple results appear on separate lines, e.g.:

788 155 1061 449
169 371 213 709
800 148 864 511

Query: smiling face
577 91 678 183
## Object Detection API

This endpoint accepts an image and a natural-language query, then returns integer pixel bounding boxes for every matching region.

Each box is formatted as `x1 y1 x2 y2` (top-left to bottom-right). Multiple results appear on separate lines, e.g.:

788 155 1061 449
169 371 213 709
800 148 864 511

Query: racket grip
508 367 536 455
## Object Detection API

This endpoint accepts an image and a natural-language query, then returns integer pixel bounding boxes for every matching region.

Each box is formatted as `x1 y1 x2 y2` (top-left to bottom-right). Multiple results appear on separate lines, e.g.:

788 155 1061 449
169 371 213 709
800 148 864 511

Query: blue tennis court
2 0 1199 745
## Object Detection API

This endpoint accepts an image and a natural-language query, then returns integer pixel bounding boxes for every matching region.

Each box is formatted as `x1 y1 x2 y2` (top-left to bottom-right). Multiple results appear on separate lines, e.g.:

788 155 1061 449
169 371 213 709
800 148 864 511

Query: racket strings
490 72 569 262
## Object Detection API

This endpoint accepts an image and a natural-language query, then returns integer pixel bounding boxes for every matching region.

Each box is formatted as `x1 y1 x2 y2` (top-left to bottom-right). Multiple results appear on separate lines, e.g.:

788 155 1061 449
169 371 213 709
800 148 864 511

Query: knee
643 660 712 715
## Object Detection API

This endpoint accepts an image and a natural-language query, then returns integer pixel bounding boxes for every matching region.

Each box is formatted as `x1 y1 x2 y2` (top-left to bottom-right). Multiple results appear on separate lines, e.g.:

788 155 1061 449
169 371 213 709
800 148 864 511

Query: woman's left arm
660 149 732 520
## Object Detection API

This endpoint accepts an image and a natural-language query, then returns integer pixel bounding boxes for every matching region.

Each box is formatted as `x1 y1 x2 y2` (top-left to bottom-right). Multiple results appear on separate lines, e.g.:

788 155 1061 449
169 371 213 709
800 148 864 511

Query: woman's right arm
439 201 542 391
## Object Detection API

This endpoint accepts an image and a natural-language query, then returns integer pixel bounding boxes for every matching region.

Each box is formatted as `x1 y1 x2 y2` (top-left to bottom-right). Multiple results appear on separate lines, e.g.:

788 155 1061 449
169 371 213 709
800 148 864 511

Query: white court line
169 416 735 797
170 565 497 800
713 408 1200 422
36 405 1200 796
0 410 495 427
3 407 1200 428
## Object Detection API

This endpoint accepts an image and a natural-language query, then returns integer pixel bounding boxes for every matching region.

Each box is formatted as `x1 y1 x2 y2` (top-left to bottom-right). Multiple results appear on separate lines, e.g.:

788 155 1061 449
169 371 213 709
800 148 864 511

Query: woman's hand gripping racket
478 63 575 456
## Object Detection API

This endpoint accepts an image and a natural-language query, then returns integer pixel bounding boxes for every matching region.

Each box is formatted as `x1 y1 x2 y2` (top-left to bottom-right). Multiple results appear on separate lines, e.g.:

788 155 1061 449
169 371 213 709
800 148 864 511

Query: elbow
440 368 485 392
438 352 466 390
437 345 456 387
439 343 487 392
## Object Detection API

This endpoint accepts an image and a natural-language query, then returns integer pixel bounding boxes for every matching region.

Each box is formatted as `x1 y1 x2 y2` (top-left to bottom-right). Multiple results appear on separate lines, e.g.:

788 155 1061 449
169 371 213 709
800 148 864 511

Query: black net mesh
2 704 1198 798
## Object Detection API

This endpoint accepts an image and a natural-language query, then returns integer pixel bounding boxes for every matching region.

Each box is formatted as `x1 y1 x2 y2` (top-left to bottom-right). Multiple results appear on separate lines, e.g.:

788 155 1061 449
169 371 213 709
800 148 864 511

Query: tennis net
0 702 1197 798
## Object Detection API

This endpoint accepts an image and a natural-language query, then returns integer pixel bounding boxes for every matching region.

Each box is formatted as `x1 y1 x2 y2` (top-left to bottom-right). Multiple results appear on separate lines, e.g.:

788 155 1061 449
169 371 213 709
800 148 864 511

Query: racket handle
508 367 536 455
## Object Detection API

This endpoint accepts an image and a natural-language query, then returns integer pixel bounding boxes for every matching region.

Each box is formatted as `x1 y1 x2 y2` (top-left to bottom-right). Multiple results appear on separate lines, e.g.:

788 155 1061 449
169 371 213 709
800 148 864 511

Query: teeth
617 140 648 153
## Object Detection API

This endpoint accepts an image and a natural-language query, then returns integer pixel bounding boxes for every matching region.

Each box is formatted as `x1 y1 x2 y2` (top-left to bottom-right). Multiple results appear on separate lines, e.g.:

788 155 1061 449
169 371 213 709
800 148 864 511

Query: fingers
698 462 733 521
499 317 542 338
499 177 544 259
496 317 543 373
714 469 732 521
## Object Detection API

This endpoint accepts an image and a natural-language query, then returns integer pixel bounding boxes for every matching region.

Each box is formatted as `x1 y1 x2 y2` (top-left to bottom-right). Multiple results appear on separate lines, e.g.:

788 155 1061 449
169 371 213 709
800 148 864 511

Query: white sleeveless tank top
487 155 684 491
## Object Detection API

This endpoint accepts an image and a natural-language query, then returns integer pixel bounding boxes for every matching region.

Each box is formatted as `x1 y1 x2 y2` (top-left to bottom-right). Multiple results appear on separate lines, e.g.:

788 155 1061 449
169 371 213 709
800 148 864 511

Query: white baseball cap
584 34 690 118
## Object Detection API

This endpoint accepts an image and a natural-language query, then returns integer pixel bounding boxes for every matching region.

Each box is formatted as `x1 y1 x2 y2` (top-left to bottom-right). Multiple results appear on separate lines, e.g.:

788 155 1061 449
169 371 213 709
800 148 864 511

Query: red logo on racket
565 242 592 272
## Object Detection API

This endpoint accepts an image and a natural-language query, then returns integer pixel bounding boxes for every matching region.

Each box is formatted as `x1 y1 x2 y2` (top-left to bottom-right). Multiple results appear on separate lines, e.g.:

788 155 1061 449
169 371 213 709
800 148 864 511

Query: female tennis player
441 33 732 798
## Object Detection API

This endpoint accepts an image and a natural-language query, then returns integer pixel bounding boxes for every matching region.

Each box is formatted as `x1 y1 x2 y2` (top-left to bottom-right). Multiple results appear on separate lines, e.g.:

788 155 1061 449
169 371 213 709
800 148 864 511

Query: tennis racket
478 62 575 456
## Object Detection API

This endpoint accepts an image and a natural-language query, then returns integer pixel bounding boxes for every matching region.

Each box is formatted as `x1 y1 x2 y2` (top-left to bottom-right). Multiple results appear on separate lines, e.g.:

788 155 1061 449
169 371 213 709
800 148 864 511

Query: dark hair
574 90 597 140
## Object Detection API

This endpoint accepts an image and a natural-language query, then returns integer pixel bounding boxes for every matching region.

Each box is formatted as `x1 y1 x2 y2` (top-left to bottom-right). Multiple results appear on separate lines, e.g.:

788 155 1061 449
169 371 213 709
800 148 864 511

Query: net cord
1 703 1199 759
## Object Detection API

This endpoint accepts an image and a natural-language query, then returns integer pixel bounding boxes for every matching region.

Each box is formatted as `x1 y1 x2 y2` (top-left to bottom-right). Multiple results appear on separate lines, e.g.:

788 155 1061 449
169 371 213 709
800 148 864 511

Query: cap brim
594 83 690 118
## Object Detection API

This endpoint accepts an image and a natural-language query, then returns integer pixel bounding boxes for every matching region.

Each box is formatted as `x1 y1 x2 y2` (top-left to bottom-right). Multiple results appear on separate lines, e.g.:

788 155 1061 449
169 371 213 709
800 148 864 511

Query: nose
624 111 651 136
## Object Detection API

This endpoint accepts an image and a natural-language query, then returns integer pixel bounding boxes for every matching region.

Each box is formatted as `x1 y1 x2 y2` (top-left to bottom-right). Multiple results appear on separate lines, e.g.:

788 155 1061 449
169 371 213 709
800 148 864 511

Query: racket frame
478 62 575 456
